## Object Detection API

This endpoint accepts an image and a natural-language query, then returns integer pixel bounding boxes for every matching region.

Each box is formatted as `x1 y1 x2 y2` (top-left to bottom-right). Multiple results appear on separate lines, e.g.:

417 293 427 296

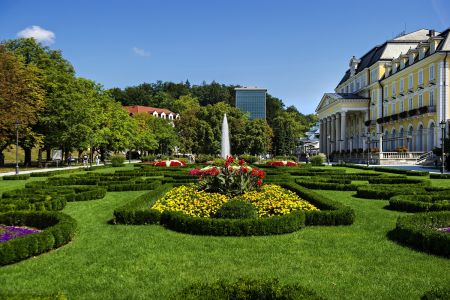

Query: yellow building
316 29 450 164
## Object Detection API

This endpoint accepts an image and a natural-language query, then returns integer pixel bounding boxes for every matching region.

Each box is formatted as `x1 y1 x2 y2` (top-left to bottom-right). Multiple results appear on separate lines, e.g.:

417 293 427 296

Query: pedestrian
306 154 310 164
83 154 88 166
96 155 100 165
67 154 72 166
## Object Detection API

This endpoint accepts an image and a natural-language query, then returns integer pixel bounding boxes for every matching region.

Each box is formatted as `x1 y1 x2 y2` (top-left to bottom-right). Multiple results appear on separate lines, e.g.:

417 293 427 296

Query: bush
141 155 157 162
430 173 450 179
295 179 358 191
273 156 298 162
2 174 30 180
160 209 305 236
215 199 258 219
310 154 325 166
389 194 450 212
110 155 125 167
195 154 215 163
390 211 450 257
367 176 428 185
239 154 259 164
422 286 450 300
356 184 427 199
173 278 324 300
0 211 77 265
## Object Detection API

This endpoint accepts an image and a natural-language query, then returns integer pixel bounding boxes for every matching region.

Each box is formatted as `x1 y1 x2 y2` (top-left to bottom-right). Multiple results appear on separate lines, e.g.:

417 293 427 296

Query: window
340 88 344 93
430 90 434 106
400 79 404 93
384 105 388 116
392 82 396 96
429 64 435 81
356 79 360 90
418 70 424 85
351 82 354 92
408 74 413 90
384 86 388 99
371 69 378 83
346 86 349 93
408 98 413 109
392 102 396 114
400 101 404 112
418 94 423 107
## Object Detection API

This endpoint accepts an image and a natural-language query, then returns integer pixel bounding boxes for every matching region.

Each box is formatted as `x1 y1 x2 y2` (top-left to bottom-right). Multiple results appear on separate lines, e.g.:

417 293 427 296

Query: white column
327 117 331 155
320 119 325 153
336 113 341 152
340 112 346 152
331 115 336 153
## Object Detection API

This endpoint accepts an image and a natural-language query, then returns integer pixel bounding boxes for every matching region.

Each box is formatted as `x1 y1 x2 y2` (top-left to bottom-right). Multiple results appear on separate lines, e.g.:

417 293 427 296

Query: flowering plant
152 160 186 167
189 156 265 197
267 161 298 167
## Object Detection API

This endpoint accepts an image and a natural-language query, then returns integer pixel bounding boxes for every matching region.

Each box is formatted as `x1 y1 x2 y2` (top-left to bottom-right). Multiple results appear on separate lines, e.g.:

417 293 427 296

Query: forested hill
108 81 317 131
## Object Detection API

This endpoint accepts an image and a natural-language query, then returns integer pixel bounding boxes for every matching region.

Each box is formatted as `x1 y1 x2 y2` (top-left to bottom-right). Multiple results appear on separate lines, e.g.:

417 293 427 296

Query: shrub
310 154 325 166
430 173 450 179
173 278 324 300
195 154 215 163
356 184 427 199
160 209 305 236
215 199 258 219
110 155 125 167
389 194 450 212
0 211 77 265
239 154 259 164
295 179 358 191
390 211 450 257
2 174 30 180
273 155 298 162
141 155 157 162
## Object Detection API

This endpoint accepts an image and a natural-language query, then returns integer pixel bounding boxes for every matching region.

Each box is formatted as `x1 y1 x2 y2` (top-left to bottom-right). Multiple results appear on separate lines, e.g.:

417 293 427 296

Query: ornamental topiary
215 199 258 219
310 154 325 166
110 155 125 167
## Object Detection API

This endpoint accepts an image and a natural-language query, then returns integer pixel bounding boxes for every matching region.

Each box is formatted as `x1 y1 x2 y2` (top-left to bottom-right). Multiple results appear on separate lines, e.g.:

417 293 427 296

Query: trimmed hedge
356 184 428 199
113 184 172 224
334 163 429 176
295 179 358 191
0 292 67 300
390 211 450 257
107 181 161 192
173 278 324 300
2 174 30 180
0 211 77 265
281 182 355 226
430 173 450 179
159 210 305 236
30 168 83 177
422 286 450 300
367 176 428 185
389 194 450 212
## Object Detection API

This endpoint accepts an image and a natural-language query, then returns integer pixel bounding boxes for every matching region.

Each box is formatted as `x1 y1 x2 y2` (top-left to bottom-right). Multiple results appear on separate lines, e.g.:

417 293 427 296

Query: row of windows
379 90 435 116
384 64 435 98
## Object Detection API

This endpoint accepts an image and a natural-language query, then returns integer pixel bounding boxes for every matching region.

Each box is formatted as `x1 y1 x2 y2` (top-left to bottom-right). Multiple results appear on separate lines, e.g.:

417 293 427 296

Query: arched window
408 126 414 151
428 122 435 151
391 129 396 151
417 124 424 152
399 128 404 148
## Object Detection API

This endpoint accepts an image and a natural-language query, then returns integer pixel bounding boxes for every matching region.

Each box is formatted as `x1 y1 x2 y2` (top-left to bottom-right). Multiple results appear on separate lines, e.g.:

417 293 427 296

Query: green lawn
0 168 449 299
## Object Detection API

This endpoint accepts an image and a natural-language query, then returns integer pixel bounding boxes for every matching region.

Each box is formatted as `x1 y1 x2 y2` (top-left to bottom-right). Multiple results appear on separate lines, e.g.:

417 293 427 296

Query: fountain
221 113 231 158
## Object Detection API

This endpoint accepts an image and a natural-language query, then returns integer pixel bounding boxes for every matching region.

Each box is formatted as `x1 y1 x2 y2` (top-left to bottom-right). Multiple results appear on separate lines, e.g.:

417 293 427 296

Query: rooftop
235 87 267 91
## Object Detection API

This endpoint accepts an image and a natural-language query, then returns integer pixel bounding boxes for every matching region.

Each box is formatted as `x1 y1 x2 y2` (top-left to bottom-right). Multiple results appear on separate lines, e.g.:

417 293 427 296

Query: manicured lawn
0 167 449 299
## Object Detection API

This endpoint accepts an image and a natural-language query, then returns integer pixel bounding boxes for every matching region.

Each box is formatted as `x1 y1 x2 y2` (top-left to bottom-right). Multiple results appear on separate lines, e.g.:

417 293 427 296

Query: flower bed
150 160 186 167
0 225 41 243
267 161 298 167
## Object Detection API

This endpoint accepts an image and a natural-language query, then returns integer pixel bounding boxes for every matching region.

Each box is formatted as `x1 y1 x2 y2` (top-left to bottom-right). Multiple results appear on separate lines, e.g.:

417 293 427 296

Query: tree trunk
38 148 43 168
46 147 51 161
24 147 32 167
0 151 4 167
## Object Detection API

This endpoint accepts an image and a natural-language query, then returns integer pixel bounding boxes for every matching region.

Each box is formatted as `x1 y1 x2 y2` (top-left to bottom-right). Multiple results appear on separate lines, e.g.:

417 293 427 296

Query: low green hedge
389 194 450 212
295 179 358 191
113 184 172 224
430 173 450 179
0 195 66 213
334 164 429 176
173 278 324 300
64 187 106 202
160 210 305 236
367 176 428 185
282 182 355 226
390 211 450 257
356 184 427 199
2 174 30 180
421 286 450 300
0 292 67 300
107 181 161 192
0 211 77 265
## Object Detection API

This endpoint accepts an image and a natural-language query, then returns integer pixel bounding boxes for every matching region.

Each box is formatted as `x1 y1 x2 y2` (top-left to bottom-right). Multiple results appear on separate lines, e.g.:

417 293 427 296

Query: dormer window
418 45 428 60
392 63 397 74
409 52 416 65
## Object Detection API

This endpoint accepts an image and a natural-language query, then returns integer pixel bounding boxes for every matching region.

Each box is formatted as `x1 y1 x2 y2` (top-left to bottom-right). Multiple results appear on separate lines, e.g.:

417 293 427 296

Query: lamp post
367 133 371 167
15 121 20 175
327 135 330 165
440 121 446 174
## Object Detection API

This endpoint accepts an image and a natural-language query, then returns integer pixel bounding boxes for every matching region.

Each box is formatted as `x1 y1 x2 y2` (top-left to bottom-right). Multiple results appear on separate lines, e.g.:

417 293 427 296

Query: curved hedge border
367 176 428 185
173 278 324 300
389 194 450 212
430 173 450 179
113 184 172 224
295 179 358 191
160 210 305 236
333 164 429 176
2 174 30 180
0 211 77 265
390 211 450 257
281 182 355 226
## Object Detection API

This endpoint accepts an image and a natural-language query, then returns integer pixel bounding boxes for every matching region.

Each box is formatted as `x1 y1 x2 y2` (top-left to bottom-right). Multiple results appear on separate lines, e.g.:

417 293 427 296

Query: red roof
123 105 176 115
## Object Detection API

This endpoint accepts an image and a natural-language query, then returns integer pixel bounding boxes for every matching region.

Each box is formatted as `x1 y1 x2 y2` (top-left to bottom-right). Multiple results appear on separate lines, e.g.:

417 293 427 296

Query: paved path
0 160 141 177
350 164 447 174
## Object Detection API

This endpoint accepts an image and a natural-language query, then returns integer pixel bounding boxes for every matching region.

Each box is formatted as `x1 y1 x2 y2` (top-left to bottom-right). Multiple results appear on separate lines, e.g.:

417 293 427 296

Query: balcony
374 105 436 124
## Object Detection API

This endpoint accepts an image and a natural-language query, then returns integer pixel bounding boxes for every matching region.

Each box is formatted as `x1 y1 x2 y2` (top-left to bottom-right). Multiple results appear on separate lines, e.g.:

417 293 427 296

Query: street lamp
327 135 331 165
367 133 371 167
440 121 446 174
15 121 20 175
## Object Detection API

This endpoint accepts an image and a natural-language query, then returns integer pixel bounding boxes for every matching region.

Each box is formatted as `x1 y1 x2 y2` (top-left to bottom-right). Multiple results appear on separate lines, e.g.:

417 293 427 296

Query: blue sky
1 0 449 114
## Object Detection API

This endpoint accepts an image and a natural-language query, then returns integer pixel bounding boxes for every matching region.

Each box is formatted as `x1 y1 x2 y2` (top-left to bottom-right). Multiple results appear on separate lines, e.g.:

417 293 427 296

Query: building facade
123 105 180 120
316 29 450 163
235 87 267 119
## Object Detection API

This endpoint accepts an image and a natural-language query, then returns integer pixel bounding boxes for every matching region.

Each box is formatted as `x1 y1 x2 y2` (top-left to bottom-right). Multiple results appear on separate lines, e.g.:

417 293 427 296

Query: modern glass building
235 87 267 120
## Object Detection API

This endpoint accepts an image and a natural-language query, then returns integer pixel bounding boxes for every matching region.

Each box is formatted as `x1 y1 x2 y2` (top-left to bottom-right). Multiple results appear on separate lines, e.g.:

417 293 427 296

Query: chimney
428 29 436 37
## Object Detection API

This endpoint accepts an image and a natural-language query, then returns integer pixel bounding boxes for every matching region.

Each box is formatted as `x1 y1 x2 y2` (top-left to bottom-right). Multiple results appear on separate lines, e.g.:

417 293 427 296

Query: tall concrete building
235 87 267 119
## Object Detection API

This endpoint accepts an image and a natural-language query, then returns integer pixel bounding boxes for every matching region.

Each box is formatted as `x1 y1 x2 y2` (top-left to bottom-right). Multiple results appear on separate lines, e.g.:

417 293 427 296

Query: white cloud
17 25 55 44
132 47 151 57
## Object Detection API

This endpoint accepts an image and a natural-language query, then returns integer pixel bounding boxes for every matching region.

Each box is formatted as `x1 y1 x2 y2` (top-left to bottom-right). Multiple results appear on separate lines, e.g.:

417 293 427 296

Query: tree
243 119 273 155
132 113 159 154
148 117 179 155
0 45 45 166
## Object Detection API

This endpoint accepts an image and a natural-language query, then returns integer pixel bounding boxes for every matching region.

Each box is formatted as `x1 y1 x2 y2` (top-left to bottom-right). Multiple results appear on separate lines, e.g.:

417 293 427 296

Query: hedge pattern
389 194 450 212
390 211 450 257
0 211 77 265
2 174 30 180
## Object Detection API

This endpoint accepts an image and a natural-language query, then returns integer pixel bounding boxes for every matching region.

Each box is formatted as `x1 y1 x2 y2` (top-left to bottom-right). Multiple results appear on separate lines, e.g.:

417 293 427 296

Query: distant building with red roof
123 105 180 120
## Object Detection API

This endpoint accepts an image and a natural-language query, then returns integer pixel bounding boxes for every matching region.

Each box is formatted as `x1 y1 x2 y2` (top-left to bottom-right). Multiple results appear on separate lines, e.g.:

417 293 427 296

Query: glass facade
235 89 267 120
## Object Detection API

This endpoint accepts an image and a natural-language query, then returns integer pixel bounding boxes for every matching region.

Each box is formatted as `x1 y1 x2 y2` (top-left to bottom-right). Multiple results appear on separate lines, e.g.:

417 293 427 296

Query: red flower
257 179 263 186
153 161 166 166
240 167 248 174
238 159 245 165
286 161 298 166
189 168 202 176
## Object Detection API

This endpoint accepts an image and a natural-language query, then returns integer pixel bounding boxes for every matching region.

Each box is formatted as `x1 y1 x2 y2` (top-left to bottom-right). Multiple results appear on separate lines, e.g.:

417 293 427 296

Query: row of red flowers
267 161 298 167
151 160 186 167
